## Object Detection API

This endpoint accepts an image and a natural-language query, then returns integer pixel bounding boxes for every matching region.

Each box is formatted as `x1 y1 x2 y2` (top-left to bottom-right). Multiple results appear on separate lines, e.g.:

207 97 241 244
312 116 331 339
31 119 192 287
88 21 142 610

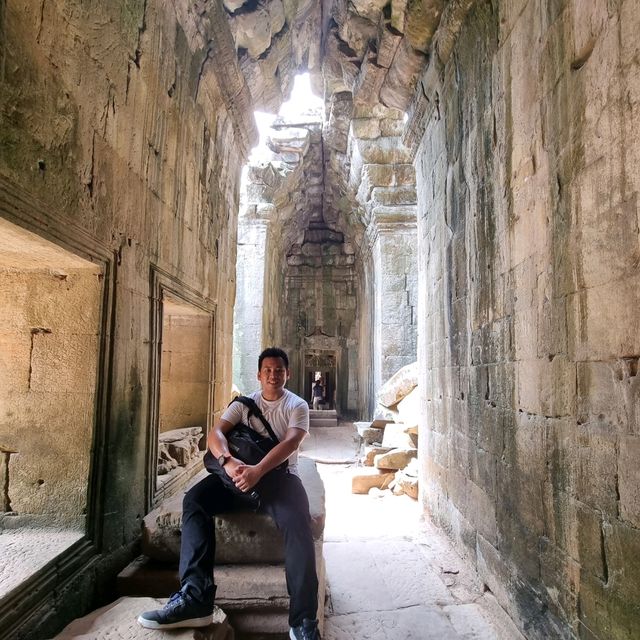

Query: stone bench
119 457 326 638
140 457 325 564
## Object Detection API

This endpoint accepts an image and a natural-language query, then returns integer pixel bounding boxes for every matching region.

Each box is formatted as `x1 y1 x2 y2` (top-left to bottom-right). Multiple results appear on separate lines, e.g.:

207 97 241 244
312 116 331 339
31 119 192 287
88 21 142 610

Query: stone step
117 548 326 639
308 410 337 419
52 597 233 639
309 410 338 428
117 551 321 610
142 458 325 565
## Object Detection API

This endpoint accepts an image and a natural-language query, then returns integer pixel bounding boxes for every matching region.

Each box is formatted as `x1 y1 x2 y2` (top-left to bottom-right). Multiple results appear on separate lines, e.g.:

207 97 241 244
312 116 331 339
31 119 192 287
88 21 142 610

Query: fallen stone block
371 418 393 429
395 468 419 500
363 445 393 466
352 468 395 494
381 423 416 449
373 448 417 470
354 422 384 445
53 597 232 639
378 362 418 408
397 386 420 431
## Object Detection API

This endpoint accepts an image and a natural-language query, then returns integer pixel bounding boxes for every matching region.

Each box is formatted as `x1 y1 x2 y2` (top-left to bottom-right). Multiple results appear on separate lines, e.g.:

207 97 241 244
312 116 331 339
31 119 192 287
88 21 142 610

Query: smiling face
257 356 290 400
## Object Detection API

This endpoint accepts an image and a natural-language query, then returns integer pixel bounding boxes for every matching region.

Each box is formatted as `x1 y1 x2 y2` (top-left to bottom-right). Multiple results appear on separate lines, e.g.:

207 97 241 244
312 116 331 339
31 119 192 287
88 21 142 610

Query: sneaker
290 618 321 640
137 590 213 629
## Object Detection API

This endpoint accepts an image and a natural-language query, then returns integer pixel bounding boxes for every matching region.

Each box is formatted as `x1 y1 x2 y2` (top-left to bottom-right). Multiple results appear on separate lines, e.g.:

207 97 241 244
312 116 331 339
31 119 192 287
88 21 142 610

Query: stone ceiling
222 0 446 248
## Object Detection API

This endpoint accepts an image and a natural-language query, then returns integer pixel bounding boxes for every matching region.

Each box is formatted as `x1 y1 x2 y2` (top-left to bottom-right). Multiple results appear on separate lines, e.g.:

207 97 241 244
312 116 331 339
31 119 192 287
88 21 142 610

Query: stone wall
0 221 102 526
159 301 211 433
0 0 254 636
411 1 640 638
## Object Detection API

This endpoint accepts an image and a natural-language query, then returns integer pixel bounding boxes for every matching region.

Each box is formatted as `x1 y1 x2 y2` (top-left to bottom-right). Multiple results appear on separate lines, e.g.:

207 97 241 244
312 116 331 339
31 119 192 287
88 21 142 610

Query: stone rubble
351 362 422 499
157 427 204 475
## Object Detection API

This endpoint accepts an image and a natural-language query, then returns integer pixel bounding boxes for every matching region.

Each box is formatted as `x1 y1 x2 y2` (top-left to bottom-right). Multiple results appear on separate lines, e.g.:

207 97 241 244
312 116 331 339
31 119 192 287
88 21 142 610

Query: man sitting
138 347 321 640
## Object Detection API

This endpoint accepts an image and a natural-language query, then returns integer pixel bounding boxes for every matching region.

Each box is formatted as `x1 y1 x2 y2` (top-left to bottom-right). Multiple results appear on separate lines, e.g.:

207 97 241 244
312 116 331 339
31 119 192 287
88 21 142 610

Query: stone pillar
232 205 271 394
370 208 418 395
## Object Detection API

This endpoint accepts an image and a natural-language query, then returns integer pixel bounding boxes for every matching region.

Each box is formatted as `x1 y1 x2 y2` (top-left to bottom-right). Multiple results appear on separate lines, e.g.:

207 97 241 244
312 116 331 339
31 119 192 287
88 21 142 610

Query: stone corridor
2 0 640 638
305 427 524 640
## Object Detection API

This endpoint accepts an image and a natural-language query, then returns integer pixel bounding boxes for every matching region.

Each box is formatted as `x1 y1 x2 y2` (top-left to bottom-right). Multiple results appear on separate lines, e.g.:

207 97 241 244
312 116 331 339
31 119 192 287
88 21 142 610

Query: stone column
370 207 418 396
232 204 271 393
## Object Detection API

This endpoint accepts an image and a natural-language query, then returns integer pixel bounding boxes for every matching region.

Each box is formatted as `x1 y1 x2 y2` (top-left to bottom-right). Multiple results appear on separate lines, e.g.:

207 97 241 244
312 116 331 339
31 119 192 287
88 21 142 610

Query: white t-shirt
220 389 309 474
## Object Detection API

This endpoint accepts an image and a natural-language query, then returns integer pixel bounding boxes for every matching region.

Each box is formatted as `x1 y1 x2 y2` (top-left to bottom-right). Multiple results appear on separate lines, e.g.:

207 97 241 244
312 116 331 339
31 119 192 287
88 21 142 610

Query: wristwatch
217 453 230 467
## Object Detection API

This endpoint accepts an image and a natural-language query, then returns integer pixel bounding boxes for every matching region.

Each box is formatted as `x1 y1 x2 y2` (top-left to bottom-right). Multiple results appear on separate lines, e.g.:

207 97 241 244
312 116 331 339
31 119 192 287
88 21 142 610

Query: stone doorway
304 351 336 411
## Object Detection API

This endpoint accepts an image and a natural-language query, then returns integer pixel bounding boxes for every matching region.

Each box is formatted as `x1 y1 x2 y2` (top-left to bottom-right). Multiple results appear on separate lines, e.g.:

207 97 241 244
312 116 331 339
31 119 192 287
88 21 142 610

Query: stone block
351 468 395 494
373 448 417 470
381 423 416 449
53 597 233 639
362 445 392 466
619 435 640 528
576 359 640 433
350 117 381 139
142 459 324 564
354 422 384 445
538 537 580 624
377 361 418 407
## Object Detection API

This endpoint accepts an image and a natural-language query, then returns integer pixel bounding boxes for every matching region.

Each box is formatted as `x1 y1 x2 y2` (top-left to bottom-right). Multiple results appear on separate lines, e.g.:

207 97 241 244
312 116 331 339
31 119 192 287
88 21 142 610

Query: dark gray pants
179 469 319 627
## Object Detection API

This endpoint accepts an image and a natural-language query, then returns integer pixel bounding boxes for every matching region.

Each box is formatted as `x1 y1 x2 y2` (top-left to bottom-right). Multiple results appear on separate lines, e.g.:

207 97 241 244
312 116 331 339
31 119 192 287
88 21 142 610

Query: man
138 347 321 640
311 380 324 410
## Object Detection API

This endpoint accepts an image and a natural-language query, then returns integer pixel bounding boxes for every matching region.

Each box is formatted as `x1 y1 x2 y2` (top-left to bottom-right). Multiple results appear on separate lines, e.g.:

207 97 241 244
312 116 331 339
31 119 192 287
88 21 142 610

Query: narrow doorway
303 351 336 411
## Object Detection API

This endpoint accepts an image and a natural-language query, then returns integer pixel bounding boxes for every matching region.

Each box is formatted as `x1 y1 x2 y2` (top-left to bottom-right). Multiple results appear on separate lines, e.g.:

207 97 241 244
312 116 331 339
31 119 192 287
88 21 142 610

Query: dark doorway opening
303 351 336 411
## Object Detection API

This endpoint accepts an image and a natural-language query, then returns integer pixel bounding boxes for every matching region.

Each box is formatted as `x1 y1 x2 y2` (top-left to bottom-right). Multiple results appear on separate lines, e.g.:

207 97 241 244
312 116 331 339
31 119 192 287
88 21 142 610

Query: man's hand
233 464 263 493
223 458 243 480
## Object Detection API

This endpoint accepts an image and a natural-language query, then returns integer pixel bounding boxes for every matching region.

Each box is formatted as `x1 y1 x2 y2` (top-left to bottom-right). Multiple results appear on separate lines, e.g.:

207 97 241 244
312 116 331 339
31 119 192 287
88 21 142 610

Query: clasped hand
225 459 262 493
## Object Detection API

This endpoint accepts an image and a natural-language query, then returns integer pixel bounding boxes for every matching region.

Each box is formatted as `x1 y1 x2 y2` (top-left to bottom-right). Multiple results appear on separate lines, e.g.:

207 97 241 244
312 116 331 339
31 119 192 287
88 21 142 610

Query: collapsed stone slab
381 423 417 449
363 445 393 466
377 361 418 408
373 448 417 470
354 422 384 445
351 468 395 494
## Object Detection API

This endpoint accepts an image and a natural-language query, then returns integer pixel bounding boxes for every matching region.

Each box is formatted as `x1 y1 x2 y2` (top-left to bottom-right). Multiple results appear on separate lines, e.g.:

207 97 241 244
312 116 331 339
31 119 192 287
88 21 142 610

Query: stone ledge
118 544 324 611
142 458 325 565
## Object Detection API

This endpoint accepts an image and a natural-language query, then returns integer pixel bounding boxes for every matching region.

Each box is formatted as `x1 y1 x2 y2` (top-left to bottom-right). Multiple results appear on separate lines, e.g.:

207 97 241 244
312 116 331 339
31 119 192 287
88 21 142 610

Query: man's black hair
258 347 289 370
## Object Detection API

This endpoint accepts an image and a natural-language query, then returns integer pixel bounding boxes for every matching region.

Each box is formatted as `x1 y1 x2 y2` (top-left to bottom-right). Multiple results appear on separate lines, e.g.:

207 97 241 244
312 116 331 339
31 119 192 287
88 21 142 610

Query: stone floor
301 426 524 640
0 525 84 599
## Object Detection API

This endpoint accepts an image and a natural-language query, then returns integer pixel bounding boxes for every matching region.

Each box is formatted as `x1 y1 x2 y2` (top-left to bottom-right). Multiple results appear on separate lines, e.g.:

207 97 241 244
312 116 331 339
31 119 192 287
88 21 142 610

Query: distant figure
311 381 324 410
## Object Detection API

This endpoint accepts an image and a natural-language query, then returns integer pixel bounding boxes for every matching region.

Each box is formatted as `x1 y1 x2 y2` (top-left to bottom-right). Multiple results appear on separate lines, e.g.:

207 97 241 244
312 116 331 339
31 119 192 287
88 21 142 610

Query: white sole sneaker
137 614 213 629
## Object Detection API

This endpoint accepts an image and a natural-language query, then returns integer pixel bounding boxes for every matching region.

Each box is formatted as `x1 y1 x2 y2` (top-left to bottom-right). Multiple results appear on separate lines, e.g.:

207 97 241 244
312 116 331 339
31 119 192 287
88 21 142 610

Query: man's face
257 356 290 392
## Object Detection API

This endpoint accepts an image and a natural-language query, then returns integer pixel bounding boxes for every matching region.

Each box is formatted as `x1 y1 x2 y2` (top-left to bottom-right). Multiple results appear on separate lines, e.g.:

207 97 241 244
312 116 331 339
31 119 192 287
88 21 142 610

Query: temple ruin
1 0 639 638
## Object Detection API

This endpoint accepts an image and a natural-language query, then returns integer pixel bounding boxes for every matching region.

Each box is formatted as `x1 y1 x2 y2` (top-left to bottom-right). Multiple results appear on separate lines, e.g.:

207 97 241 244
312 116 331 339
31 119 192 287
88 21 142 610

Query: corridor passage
301 427 524 640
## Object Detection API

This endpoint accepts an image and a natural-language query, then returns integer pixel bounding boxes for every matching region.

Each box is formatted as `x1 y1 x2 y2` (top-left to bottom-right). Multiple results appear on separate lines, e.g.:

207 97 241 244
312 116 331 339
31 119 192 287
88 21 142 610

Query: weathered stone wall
159 304 211 433
412 1 640 638
0 226 102 525
0 0 254 636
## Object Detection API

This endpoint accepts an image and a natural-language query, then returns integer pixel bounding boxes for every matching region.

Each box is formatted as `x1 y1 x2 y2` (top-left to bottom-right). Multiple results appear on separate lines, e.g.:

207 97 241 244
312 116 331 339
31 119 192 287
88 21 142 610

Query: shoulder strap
230 396 280 443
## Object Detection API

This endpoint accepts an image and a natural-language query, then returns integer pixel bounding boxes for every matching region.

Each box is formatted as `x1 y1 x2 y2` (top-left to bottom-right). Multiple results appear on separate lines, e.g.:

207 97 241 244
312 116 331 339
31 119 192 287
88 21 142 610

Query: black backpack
203 396 287 509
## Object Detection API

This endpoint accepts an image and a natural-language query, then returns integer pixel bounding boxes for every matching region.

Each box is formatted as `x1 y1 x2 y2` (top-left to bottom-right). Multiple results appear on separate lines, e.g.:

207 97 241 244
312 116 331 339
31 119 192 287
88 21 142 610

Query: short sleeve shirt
220 389 309 474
